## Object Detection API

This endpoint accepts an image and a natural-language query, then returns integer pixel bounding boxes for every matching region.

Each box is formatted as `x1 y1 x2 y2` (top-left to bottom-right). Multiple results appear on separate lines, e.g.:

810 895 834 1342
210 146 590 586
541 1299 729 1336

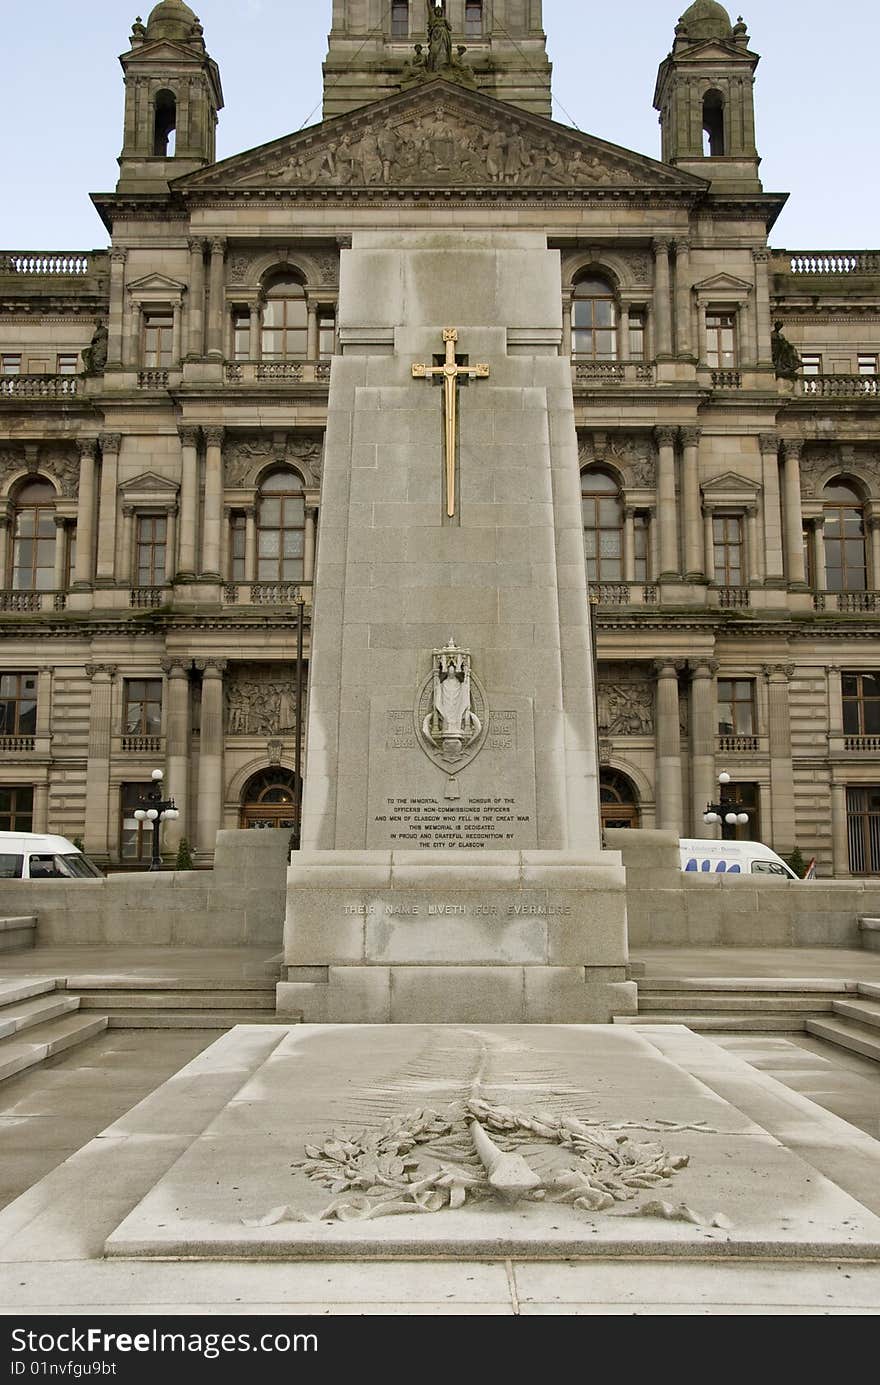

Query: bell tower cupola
654 3 762 191
117 2 224 193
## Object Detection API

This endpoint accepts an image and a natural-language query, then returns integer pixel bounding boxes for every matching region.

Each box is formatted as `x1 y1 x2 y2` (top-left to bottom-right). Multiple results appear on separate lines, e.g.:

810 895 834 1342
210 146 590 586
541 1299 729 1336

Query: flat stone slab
106 1024 880 1262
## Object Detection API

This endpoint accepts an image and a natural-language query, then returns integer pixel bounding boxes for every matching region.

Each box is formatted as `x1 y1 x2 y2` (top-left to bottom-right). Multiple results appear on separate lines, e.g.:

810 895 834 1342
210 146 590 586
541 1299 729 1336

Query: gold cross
412 328 490 518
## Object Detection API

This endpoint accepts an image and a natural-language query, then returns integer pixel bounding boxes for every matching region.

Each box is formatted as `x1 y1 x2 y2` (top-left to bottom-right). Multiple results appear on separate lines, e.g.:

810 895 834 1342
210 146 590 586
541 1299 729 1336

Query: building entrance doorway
600 770 640 830
239 768 300 830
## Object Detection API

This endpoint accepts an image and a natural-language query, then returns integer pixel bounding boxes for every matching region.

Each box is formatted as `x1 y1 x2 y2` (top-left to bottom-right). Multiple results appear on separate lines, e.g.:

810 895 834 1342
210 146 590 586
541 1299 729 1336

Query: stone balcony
0 590 67 613
114 734 165 757
813 591 880 613
798 376 879 400
572 361 655 388
224 361 332 386
221 581 313 608
829 733 880 756
0 374 79 399
773 250 880 278
716 734 767 755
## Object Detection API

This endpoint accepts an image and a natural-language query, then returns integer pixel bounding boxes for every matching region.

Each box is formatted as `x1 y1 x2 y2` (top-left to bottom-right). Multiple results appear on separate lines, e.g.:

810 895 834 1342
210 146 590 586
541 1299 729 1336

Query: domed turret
145 0 199 44
679 0 734 43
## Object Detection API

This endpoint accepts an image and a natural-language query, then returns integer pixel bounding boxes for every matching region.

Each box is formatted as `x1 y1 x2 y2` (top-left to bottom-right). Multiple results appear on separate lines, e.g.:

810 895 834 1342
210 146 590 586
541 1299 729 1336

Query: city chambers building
1 0 878 875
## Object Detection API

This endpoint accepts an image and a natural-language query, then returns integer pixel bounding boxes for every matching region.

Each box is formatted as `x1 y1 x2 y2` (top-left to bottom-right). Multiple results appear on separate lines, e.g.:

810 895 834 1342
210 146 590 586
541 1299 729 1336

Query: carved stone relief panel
597 664 654 736
224 434 324 489
579 434 655 488
225 663 299 737
0 444 79 497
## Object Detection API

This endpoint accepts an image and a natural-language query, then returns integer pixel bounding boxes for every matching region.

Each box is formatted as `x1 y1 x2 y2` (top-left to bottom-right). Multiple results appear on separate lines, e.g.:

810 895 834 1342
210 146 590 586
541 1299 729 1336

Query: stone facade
0 1 878 875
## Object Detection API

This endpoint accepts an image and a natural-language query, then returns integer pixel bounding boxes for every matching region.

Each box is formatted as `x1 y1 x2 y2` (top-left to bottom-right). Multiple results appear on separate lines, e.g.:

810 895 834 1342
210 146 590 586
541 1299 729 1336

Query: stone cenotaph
278 230 636 1023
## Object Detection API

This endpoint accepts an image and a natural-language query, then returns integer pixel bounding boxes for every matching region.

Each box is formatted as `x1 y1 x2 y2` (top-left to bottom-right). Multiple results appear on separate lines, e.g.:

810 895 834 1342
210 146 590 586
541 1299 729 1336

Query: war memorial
0 0 879 1321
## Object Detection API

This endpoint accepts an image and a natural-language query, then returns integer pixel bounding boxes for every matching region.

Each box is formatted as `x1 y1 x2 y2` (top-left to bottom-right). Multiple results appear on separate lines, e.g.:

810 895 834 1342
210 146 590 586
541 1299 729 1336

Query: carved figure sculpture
772 320 802 380
426 1 453 71
423 640 482 763
81 320 108 376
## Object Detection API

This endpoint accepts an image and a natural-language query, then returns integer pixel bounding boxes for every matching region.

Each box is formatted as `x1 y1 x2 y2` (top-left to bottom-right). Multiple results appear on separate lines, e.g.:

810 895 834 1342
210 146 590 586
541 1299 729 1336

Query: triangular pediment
701 471 761 499
175 81 707 195
118 471 180 500
693 273 753 293
127 273 187 294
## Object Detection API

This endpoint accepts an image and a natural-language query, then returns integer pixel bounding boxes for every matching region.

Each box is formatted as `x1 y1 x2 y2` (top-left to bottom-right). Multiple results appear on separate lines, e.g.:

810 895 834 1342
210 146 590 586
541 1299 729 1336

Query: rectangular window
229 513 247 582
318 312 336 360
233 311 251 362
858 354 878 375
0 673 38 737
120 781 152 863
1 354 21 375
0 785 33 832
135 515 167 587
717 679 755 737
847 786 880 875
142 312 174 368
628 313 646 362
391 1 409 36
800 353 822 375
466 1 483 37
56 353 79 375
713 515 744 586
633 514 649 582
706 312 737 369
124 679 163 737
842 673 880 736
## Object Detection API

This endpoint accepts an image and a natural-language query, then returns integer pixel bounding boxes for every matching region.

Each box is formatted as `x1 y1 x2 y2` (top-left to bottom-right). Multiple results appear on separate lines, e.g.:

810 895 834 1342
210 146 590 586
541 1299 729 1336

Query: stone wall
0 830 289 947
607 829 874 949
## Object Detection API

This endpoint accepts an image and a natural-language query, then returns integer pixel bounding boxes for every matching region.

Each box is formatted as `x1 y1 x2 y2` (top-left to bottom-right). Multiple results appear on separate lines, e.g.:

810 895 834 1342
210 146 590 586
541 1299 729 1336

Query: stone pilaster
162 658 191 855
95 434 122 585
201 427 225 578
752 248 772 367
673 240 692 358
32 782 49 834
107 249 127 368
655 426 679 578
0 516 9 587
652 240 673 358
195 658 227 856
52 517 68 592
83 664 117 859
759 433 785 586
177 427 200 580
831 781 850 878
206 238 226 358
680 427 703 578
782 442 807 587
763 662 796 855
689 658 718 837
870 518 880 591
654 659 684 832
746 504 762 585
304 505 318 583
186 238 206 358
72 440 98 588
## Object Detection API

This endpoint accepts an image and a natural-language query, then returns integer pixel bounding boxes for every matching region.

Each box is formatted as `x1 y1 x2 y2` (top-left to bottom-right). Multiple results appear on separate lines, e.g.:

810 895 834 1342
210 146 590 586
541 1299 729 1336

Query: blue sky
2 1 876 249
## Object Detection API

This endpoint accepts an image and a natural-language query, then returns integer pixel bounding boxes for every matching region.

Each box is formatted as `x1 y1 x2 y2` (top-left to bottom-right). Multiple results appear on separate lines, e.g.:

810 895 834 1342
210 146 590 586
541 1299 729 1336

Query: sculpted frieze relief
580 434 655 488
0 444 79 497
224 435 324 488
225 663 299 736
598 666 654 736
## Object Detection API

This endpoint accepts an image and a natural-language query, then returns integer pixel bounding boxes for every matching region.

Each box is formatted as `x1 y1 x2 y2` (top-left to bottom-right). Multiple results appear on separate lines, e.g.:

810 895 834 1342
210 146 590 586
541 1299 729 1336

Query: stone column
171 304 182 367
870 518 880 590
107 249 127 368
753 249 772 367
95 433 121 585
617 304 630 361
831 781 850 878
783 443 807 587
201 428 224 578
654 659 684 832
32 782 49 834
162 658 191 855
680 427 703 579
673 240 692 358
655 426 679 579
120 507 135 587
244 506 257 584
36 667 53 743
251 302 263 362
689 658 718 837
165 509 177 583
0 517 9 587
759 433 785 586
206 237 226 359
746 505 762 585
195 658 227 857
53 518 67 592
84 664 117 859
186 237 206 358
177 426 200 579
652 240 673 358
126 302 141 371
764 663 796 855
561 293 573 357
811 517 827 592
307 302 319 360
703 508 717 582
304 505 318 583
622 507 636 583
73 440 97 587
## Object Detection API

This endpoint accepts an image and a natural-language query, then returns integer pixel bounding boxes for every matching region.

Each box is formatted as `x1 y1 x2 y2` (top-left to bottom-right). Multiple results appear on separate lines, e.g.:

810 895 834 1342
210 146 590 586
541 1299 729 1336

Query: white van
680 838 799 880
0 833 104 881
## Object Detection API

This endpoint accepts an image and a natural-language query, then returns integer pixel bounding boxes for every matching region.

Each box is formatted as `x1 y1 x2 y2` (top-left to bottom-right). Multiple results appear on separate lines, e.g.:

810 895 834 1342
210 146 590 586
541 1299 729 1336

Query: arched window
11 480 56 592
153 90 177 158
600 770 640 830
572 277 617 360
261 276 308 361
240 768 300 830
582 470 622 581
257 471 305 583
824 478 867 592
702 89 725 157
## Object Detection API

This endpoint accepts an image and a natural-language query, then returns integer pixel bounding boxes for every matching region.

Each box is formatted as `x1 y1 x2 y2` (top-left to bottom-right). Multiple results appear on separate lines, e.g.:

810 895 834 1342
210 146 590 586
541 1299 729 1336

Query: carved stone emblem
415 639 488 785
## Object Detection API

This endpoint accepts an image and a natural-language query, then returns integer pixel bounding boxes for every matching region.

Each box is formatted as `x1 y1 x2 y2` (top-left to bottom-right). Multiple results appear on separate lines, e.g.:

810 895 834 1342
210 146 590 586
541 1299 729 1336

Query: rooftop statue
401 4 476 89
772 320 802 381
426 1 453 72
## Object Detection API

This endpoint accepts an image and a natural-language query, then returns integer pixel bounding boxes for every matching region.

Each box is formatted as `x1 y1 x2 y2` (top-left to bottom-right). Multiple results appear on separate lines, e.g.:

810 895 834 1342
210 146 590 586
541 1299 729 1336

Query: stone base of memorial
278 849 635 1023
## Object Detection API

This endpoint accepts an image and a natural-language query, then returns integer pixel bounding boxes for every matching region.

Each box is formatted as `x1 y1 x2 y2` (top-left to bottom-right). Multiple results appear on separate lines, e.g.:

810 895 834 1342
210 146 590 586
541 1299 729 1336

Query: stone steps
858 981 880 1001
614 1012 807 1032
0 1011 109 1082
77 990 276 1012
0 992 80 1040
106 1011 295 1030
805 1016 880 1064
0 917 37 952
62 976 285 1029
632 992 836 1013
831 997 880 1031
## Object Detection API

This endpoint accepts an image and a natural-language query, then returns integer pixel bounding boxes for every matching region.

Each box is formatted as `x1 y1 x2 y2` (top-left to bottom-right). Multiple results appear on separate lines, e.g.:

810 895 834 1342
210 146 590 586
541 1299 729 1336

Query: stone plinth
279 849 634 1023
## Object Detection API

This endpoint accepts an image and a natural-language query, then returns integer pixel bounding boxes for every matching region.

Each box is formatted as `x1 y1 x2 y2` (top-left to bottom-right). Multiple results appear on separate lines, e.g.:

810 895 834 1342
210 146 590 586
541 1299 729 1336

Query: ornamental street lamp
703 771 751 840
133 769 179 872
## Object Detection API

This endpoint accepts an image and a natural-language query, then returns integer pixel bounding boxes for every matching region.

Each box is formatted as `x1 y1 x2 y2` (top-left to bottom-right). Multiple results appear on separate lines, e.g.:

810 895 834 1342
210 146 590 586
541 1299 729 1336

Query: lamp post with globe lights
133 769 180 871
703 771 751 841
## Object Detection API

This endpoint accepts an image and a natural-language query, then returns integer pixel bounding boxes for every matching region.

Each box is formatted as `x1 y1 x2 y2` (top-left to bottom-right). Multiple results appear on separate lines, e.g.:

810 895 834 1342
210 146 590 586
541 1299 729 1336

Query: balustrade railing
717 734 761 754
0 375 78 398
799 375 879 399
0 590 67 613
130 587 170 609
120 735 164 755
222 581 313 607
779 251 880 276
843 735 880 752
0 735 36 752
711 370 742 390
0 252 97 276
813 591 880 613
716 586 751 609
137 369 169 390
225 361 332 385
590 582 659 607
573 361 655 386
